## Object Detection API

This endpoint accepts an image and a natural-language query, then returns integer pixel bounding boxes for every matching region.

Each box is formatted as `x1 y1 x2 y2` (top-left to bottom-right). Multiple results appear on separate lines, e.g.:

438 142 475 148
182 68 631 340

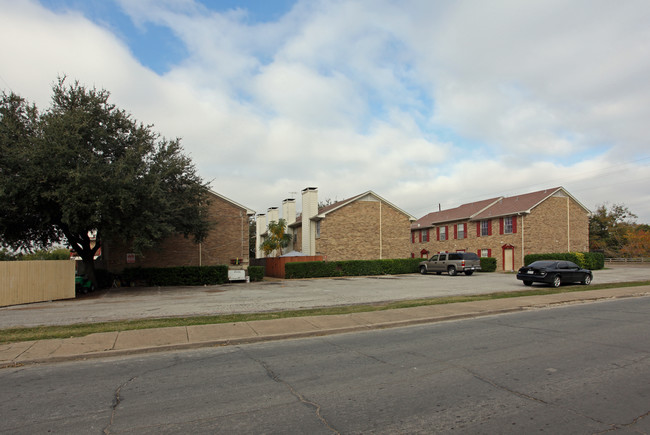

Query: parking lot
1 266 648 328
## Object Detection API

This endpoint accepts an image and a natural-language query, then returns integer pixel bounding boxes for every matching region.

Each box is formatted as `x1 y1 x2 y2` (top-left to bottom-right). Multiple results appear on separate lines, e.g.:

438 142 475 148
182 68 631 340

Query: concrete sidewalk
2 286 648 368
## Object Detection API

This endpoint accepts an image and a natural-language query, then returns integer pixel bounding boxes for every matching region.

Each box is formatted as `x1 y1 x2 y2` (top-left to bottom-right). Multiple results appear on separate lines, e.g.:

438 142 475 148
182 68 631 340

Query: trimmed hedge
248 266 264 282
121 265 229 286
285 258 422 279
480 257 497 272
523 252 604 270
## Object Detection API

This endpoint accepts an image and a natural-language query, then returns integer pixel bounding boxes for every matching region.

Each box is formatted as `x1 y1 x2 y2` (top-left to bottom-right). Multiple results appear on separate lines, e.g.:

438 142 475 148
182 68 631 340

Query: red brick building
102 190 255 273
411 187 590 271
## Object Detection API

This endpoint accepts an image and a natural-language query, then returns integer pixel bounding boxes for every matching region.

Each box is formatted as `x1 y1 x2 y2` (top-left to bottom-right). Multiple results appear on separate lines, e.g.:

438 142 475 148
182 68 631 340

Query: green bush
523 252 604 270
285 258 421 279
248 266 264 282
120 265 229 286
479 257 497 272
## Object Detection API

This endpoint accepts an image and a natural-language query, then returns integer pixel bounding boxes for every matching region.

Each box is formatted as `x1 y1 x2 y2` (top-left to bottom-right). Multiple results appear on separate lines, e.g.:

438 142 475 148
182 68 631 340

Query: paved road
1 297 648 434
1 266 649 328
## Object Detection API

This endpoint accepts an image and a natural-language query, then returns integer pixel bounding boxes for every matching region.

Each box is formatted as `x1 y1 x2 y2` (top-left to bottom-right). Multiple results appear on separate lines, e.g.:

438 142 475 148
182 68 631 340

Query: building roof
290 190 416 227
471 187 590 219
412 197 502 229
412 186 590 229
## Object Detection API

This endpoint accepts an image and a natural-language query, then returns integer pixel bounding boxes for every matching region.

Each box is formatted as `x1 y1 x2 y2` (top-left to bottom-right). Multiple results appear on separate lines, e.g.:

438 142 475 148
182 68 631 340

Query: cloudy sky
2 0 650 223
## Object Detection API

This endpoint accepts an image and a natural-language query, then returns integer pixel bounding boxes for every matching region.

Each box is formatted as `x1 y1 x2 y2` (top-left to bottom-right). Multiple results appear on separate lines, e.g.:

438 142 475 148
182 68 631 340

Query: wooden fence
0 260 75 307
261 256 324 279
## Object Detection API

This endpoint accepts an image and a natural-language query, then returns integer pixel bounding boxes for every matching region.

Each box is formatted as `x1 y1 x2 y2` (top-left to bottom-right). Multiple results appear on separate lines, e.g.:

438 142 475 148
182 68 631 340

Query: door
503 248 514 272
434 253 447 271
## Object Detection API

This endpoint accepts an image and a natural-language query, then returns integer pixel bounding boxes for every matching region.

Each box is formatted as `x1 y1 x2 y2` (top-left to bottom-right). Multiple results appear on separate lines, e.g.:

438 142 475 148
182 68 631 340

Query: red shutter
477 249 481 256
477 222 481 237
512 216 517 233
454 225 457 239
436 227 440 241
499 218 504 235
411 232 415 243
488 219 492 236
419 230 422 243
488 249 492 257
445 226 449 240
425 229 429 242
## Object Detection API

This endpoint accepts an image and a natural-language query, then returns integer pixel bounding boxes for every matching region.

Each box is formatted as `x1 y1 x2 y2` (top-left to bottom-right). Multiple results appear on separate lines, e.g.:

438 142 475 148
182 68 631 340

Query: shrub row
120 265 230 286
480 257 497 272
248 266 264 282
285 258 422 279
523 252 604 270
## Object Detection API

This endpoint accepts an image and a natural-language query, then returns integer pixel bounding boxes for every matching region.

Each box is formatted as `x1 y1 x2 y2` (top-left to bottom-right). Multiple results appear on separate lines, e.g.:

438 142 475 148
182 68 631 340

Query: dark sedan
516 260 593 287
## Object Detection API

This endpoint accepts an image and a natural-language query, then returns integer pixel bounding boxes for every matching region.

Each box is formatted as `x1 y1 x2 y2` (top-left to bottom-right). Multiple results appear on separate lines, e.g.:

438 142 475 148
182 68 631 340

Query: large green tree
0 78 211 285
589 203 637 256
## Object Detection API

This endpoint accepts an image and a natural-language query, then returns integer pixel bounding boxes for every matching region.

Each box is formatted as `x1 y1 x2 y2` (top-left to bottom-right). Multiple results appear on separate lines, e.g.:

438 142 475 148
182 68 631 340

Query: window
457 223 465 239
480 249 491 258
504 216 513 234
481 220 490 236
439 226 446 241
422 229 429 242
316 221 321 237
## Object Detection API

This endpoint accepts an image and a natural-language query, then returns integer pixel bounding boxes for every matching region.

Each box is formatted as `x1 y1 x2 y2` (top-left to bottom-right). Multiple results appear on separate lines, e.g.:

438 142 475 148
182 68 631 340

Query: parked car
419 252 481 276
516 260 592 287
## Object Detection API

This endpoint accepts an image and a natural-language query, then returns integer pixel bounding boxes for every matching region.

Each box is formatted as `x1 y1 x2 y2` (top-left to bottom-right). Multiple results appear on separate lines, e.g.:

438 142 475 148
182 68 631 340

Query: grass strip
1 280 649 345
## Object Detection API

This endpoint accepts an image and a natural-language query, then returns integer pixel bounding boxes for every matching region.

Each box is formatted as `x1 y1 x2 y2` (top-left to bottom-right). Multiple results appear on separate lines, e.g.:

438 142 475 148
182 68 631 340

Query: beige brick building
411 187 590 271
257 187 416 261
103 190 255 273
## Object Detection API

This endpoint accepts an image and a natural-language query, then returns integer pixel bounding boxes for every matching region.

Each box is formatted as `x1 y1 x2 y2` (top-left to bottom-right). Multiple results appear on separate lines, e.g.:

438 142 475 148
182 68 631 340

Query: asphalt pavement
1 266 649 367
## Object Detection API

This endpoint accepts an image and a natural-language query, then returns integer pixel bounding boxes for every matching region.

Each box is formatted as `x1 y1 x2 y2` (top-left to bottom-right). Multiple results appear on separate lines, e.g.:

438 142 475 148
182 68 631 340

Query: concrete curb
2 287 648 368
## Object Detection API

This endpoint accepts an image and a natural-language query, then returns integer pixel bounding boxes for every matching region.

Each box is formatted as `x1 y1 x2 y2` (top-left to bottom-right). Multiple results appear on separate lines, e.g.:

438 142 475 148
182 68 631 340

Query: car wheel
419 266 427 275
448 266 457 276
464 271 474 276
582 274 592 285
523 280 533 286
552 275 561 288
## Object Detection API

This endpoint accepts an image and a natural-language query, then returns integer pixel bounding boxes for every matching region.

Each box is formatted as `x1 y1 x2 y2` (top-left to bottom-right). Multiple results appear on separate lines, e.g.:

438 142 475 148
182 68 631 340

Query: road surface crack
245 351 340 434
103 376 137 435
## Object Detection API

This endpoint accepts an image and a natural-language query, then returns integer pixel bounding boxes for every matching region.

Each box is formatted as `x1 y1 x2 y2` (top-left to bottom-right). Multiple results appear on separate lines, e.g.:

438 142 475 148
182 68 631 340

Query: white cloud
2 0 650 224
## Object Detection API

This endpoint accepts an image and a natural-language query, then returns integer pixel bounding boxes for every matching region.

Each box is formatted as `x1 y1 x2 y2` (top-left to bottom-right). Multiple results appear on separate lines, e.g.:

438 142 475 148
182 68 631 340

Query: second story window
422 229 429 242
504 216 513 234
439 226 447 241
481 220 490 236
457 224 465 239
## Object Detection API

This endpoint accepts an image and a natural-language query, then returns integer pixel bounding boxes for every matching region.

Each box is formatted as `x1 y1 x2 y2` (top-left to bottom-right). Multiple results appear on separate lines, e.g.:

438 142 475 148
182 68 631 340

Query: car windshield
527 261 557 268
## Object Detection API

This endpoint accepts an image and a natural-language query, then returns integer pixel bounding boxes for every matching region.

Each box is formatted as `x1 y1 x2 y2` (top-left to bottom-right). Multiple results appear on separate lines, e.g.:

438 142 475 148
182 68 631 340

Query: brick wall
316 200 411 260
411 196 589 271
103 193 250 273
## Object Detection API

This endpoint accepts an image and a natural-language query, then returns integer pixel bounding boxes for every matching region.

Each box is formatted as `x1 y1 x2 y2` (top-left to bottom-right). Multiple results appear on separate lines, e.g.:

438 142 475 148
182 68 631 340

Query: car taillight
461 260 465 267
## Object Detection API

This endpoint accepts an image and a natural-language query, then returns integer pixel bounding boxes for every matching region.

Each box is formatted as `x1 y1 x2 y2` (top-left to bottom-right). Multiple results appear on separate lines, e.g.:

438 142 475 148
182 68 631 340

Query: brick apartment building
411 187 590 271
102 190 255 273
256 187 416 261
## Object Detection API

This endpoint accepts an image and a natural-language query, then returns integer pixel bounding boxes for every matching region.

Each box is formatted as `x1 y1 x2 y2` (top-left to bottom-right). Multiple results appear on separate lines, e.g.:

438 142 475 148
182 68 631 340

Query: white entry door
503 248 514 272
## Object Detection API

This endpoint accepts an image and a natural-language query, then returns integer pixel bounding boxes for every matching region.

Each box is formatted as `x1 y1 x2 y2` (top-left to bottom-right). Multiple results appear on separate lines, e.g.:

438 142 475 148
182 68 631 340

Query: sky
2 0 650 224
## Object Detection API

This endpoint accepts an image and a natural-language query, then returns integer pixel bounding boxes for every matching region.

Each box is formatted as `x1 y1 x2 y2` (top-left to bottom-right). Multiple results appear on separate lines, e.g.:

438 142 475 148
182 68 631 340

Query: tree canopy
589 203 646 257
0 78 211 284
